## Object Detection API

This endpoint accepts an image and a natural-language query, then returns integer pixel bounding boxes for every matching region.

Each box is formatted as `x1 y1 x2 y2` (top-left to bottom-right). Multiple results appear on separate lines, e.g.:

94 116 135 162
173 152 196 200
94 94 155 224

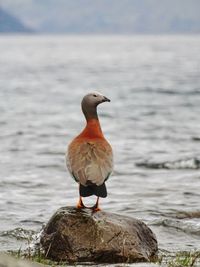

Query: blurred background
0 0 200 264
0 0 200 34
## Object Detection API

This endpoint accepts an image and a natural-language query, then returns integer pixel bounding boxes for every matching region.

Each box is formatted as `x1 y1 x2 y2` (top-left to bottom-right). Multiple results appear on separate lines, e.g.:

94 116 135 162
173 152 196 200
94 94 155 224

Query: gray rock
40 206 158 263
0 253 42 267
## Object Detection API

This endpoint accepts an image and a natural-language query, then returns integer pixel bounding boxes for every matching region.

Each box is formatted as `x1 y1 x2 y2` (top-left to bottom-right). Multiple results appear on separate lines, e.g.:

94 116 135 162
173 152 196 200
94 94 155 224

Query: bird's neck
80 105 104 138
80 118 104 139
82 104 98 122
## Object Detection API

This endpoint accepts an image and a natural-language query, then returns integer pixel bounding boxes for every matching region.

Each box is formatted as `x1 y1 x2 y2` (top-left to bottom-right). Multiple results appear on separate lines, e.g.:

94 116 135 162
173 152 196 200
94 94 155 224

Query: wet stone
40 206 158 263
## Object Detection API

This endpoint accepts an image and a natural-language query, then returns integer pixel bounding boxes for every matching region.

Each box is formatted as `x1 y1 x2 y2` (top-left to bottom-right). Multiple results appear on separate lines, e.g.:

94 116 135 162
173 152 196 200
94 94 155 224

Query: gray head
81 92 110 121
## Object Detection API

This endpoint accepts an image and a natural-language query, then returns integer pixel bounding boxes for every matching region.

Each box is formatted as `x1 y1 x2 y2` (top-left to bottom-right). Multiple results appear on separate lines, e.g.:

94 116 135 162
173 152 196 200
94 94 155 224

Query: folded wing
66 139 113 186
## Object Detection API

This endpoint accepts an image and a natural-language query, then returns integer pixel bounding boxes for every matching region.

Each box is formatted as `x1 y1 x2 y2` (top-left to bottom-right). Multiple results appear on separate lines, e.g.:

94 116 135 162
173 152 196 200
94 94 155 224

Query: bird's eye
93 94 97 97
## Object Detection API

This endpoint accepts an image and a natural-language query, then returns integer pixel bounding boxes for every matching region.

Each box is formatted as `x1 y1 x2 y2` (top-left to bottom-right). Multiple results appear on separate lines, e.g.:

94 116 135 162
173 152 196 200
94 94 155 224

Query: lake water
0 35 200 264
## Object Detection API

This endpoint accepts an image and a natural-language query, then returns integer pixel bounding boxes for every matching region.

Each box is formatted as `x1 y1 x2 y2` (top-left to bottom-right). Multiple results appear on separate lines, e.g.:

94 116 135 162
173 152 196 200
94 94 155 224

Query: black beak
102 96 111 102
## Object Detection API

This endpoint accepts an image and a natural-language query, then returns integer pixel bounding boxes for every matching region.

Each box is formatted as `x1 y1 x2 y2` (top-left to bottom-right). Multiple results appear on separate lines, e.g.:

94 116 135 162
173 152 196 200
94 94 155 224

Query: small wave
38 151 64 156
20 219 44 225
37 164 63 169
0 228 35 240
151 218 200 235
192 137 200 142
138 87 200 96
136 158 200 170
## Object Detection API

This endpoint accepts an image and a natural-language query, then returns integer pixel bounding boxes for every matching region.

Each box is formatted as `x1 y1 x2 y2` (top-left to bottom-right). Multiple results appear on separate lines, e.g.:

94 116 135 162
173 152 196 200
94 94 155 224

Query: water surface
0 35 200 263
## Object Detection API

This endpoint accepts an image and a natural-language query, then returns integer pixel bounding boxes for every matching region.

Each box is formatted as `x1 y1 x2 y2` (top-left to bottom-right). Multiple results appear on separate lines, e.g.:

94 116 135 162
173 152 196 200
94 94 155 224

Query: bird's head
82 92 110 107
81 92 110 120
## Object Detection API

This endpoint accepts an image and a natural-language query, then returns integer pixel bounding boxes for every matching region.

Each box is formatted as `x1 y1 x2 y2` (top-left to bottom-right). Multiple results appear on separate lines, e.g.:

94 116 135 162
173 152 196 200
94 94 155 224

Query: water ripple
0 228 35 241
136 158 200 170
151 218 200 235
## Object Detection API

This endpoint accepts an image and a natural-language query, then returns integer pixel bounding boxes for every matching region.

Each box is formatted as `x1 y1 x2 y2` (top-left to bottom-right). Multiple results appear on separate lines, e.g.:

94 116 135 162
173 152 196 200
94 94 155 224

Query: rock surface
0 253 42 267
40 206 158 263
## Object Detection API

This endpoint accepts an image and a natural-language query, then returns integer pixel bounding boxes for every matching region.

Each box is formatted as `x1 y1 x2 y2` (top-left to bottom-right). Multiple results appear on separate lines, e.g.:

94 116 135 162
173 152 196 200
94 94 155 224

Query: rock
176 211 200 219
40 206 158 263
0 253 42 267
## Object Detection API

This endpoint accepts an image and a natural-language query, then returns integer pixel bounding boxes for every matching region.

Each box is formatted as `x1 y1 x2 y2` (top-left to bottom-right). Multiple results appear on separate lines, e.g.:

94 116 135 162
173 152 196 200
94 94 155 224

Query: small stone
40 206 158 263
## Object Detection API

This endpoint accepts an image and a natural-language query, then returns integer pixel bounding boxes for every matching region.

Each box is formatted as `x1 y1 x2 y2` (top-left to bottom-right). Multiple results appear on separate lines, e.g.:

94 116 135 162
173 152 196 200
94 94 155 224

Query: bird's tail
80 182 107 198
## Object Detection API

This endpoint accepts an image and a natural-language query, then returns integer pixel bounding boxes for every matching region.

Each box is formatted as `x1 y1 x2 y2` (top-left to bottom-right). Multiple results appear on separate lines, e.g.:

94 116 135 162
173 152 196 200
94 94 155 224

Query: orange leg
77 196 85 209
92 197 101 212
77 184 85 209
76 185 101 211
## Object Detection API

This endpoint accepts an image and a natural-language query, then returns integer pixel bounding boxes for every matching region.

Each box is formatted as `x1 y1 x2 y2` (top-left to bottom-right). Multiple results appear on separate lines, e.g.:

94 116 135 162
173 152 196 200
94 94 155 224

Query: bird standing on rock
66 92 113 211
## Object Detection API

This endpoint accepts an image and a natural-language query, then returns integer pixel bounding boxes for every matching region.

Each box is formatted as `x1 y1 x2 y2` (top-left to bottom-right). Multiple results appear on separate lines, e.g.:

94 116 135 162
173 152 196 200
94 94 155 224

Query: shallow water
0 35 200 263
